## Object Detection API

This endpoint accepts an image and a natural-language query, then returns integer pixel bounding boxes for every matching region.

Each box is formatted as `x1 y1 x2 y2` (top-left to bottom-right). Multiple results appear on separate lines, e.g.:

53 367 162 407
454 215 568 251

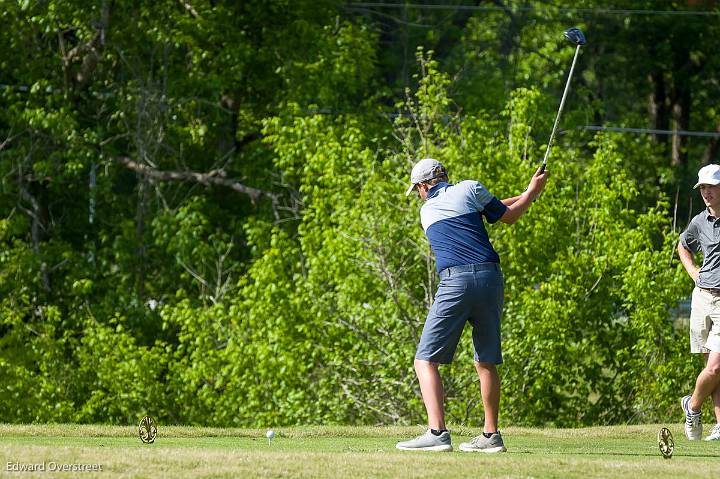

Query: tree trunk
648 70 669 146
701 123 720 165
670 85 691 167
136 177 147 298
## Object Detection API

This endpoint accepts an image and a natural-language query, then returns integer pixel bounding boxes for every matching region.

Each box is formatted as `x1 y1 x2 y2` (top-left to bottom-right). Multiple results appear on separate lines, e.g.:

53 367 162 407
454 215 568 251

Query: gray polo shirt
680 209 720 288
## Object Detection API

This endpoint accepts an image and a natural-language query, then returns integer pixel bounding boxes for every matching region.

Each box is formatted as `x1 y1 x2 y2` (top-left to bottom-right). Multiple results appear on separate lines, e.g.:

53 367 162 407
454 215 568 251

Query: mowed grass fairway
0 424 718 478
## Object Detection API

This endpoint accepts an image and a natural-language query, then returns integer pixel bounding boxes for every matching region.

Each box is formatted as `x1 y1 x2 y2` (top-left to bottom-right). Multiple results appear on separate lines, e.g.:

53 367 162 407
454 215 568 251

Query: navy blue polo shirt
420 181 507 272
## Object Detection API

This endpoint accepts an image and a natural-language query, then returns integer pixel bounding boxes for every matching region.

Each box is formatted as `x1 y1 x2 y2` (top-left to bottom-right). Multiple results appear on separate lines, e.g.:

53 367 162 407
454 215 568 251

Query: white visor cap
405 158 446 196
694 164 720 189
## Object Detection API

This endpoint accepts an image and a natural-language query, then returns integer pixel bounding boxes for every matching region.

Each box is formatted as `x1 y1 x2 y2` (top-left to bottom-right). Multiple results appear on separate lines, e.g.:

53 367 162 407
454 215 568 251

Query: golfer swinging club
397 158 548 452
677 163 720 442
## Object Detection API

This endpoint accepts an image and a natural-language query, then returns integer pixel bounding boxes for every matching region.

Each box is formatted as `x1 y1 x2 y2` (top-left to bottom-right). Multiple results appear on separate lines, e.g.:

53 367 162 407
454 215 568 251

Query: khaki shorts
690 287 720 353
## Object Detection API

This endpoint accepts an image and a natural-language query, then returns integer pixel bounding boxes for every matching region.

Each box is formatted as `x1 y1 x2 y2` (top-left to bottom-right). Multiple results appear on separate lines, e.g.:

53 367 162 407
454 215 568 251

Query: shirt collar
704 209 720 222
427 182 450 199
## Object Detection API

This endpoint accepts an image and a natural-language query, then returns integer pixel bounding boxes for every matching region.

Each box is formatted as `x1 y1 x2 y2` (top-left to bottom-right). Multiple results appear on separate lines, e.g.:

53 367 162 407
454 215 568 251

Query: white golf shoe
396 429 452 452
681 395 702 440
459 432 507 453
704 423 720 441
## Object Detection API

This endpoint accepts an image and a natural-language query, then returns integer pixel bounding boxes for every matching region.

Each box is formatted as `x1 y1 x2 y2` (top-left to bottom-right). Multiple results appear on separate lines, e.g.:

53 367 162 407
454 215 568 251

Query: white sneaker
459 432 507 453
704 423 720 441
681 395 702 440
396 429 453 452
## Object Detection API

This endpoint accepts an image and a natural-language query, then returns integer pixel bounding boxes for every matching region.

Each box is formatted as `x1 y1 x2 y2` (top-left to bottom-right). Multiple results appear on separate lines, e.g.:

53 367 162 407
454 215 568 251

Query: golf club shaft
541 43 582 172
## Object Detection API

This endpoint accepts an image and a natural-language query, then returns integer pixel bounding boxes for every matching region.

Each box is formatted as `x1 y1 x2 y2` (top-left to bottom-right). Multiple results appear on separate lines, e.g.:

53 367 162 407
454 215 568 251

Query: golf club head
564 27 586 45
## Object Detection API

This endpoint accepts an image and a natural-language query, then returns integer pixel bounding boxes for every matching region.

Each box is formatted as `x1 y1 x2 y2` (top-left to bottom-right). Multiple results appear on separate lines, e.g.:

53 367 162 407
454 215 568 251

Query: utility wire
5 84 720 139
578 125 720 138
347 2 720 16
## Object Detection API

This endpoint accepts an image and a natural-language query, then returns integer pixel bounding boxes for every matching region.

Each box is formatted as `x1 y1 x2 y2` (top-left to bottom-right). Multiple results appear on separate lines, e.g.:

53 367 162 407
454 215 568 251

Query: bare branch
177 258 210 290
178 0 201 18
0 131 22 151
116 156 279 205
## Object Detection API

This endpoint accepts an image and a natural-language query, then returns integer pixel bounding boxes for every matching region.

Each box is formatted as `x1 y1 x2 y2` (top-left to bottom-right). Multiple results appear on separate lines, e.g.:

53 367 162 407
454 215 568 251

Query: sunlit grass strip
0 424 718 479
0 423 699 438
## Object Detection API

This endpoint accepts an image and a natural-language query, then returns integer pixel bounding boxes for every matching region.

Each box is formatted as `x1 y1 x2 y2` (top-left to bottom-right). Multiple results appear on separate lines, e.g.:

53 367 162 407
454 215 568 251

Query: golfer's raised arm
500 195 522 207
499 168 548 225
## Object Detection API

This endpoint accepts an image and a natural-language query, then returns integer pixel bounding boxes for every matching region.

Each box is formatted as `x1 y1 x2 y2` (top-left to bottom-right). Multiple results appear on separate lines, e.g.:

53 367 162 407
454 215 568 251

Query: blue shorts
416 263 504 364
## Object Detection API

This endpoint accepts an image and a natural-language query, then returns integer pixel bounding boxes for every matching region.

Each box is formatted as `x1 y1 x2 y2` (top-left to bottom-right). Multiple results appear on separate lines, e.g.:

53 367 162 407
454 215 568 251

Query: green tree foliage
0 1 710 427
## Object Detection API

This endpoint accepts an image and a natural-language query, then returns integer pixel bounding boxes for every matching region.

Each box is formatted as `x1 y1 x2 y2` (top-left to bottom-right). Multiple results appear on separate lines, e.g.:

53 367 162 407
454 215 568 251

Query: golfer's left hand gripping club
540 27 586 173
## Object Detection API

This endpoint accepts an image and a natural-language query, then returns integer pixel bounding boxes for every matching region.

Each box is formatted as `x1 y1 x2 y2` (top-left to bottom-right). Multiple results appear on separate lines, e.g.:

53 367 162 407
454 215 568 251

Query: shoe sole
458 444 507 453
395 444 453 452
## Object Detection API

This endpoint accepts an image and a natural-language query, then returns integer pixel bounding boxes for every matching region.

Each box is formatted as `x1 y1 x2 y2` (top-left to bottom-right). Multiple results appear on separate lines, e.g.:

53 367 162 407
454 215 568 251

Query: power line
347 2 720 17
6 83 720 139
578 125 720 138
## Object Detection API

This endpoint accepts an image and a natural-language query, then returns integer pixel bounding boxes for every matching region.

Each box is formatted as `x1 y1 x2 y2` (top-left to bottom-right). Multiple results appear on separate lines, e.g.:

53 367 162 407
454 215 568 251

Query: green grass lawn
0 423 717 478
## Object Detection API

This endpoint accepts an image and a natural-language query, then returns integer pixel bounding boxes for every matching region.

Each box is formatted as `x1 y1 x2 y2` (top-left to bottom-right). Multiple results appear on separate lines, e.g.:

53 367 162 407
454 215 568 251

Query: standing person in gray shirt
678 163 720 441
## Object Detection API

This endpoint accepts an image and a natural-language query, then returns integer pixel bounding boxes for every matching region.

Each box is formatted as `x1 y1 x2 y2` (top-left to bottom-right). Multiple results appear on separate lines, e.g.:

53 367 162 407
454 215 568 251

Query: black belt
439 263 500 279
700 287 720 295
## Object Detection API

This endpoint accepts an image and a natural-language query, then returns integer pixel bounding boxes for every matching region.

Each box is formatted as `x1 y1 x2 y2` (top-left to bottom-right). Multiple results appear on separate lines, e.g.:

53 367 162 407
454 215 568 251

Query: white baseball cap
694 164 720 189
405 158 447 196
